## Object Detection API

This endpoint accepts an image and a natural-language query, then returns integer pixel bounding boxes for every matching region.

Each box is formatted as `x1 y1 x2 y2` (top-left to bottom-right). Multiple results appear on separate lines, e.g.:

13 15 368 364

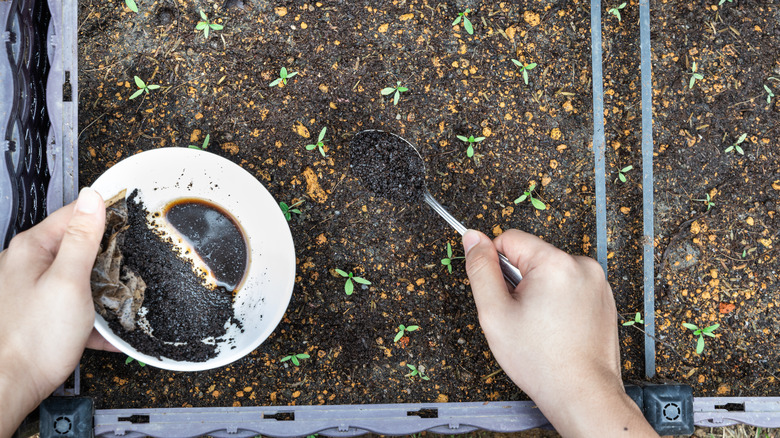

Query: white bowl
90 147 296 371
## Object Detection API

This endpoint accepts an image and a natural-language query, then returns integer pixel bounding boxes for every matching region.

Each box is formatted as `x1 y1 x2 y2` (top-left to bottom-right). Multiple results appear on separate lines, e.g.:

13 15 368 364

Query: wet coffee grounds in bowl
349 130 427 204
109 190 240 362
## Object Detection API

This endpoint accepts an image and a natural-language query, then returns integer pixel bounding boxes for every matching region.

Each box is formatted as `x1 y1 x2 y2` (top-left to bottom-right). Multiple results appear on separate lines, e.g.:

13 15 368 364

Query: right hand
462 229 658 437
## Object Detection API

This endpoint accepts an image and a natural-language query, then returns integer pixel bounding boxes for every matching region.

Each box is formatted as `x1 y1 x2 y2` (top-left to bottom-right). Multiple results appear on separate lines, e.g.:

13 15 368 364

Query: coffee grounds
108 189 239 362
349 130 427 204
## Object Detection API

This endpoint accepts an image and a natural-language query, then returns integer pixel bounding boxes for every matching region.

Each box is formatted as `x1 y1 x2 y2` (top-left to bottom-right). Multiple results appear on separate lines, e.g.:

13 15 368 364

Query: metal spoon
351 130 523 288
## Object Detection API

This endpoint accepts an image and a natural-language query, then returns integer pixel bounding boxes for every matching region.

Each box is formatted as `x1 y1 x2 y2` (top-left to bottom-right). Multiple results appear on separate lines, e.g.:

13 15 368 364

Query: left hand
0 188 116 436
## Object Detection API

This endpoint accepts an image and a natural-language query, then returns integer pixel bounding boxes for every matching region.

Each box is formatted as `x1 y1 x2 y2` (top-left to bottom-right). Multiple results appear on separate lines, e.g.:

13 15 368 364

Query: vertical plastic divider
639 0 655 379
45 0 77 214
590 0 607 276
0 0 17 248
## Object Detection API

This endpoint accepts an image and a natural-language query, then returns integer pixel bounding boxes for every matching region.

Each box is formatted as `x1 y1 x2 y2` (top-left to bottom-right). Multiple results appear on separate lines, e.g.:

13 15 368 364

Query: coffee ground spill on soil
111 190 238 362
350 130 427 204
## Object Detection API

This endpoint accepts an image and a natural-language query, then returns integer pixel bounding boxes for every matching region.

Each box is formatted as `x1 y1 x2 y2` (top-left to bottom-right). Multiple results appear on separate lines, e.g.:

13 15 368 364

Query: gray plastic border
639 0 656 380
91 398 780 437
45 0 79 211
590 0 608 275
93 402 550 438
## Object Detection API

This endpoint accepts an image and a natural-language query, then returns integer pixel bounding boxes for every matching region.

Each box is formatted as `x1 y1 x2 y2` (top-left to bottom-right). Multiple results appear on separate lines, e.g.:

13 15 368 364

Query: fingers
462 230 511 315
44 188 105 290
493 229 565 277
86 328 121 352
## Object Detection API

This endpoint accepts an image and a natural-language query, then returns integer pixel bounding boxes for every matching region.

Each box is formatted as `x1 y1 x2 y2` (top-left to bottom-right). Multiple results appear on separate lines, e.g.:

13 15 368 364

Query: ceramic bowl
90 147 295 371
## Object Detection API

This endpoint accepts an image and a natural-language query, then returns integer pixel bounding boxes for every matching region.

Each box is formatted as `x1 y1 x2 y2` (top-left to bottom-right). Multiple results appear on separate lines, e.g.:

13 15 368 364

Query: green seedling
306 127 328 157
125 0 138 13
129 76 160 100
688 62 704 89
622 312 644 327
452 8 473 35
269 67 298 87
196 10 224 38
616 165 634 183
607 2 627 22
188 133 210 150
766 85 776 104
693 193 714 212
718 0 733 5
510 59 537 85
280 200 303 221
380 81 408 105
394 324 420 343
280 353 310 366
335 269 371 295
441 242 464 273
125 356 146 367
724 133 747 155
514 184 546 211
405 363 430 380
456 134 485 158
682 322 719 354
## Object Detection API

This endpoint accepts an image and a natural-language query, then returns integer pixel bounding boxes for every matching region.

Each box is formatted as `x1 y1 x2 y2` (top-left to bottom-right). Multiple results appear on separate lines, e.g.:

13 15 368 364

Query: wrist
533 370 658 438
0 358 42 436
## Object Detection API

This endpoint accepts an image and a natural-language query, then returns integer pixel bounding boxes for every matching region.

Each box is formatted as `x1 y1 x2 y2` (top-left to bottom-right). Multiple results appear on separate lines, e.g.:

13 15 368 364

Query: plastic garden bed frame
5 0 780 436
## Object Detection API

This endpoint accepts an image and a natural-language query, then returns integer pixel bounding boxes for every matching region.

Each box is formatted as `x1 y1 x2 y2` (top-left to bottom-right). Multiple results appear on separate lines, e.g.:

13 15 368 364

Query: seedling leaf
129 89 144 100
463 16 473 34
353 277 371 285
125 0 139 13
531 197 546 211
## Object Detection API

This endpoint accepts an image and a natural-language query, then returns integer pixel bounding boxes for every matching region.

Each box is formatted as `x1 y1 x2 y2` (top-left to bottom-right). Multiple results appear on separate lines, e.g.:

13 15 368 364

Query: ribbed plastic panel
0 0 76 249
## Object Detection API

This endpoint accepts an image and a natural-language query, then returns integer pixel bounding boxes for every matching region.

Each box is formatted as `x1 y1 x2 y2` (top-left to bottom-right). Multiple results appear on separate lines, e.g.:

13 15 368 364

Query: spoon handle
423 192 523 288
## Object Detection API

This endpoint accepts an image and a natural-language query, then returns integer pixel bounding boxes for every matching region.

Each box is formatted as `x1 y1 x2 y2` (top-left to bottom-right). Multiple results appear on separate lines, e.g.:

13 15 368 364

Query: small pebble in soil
155 8 174 25
349 130 427 204
223 0 245 10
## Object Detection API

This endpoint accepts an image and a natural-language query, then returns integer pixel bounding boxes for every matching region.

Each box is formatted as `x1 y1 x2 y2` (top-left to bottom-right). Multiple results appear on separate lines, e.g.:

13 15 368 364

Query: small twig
481 369 504 381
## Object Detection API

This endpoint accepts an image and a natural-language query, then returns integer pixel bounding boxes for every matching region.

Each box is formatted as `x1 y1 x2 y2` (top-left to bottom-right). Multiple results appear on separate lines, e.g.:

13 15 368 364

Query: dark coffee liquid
164 199 248 292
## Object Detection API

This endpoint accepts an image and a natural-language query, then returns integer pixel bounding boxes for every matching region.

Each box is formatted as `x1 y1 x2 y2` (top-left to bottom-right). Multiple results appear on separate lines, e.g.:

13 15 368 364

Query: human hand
0 188 116 436
463 229 657 437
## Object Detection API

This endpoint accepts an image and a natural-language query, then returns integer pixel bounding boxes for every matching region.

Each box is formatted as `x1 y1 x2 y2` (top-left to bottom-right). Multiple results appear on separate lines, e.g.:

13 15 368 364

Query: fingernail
75 187 101 214
462 230 480 256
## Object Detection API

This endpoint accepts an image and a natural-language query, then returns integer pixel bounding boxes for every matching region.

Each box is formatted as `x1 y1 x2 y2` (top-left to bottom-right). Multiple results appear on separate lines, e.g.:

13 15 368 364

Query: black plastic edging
639 0 656 379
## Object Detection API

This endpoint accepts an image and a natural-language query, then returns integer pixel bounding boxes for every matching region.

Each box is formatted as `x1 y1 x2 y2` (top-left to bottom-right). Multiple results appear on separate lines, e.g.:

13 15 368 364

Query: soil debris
349 130 427 204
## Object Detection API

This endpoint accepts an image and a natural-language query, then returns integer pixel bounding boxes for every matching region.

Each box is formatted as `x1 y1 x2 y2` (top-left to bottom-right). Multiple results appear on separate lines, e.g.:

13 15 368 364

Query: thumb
463 230 511 314
47 188 106 286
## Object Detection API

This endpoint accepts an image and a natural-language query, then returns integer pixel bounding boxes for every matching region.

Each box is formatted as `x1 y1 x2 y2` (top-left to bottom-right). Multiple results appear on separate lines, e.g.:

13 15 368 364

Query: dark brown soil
75 0 779 410
113 190 237 362
350 130 428 204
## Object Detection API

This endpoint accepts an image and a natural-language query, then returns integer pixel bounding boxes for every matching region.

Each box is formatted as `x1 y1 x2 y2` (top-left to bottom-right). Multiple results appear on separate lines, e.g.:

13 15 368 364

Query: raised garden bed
72 0 779 412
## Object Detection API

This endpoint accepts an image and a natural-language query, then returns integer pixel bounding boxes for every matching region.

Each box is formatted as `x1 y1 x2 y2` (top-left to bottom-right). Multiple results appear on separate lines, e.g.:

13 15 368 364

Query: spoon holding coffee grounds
350 130 523 288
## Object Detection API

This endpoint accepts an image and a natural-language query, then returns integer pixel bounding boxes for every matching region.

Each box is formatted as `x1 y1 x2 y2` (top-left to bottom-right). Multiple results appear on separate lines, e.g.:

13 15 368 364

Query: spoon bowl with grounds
349 129 523 288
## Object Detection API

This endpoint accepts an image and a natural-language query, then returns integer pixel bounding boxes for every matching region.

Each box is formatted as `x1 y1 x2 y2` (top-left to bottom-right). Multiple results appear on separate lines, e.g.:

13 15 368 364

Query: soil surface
75 0 778 409
350 130 428 204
